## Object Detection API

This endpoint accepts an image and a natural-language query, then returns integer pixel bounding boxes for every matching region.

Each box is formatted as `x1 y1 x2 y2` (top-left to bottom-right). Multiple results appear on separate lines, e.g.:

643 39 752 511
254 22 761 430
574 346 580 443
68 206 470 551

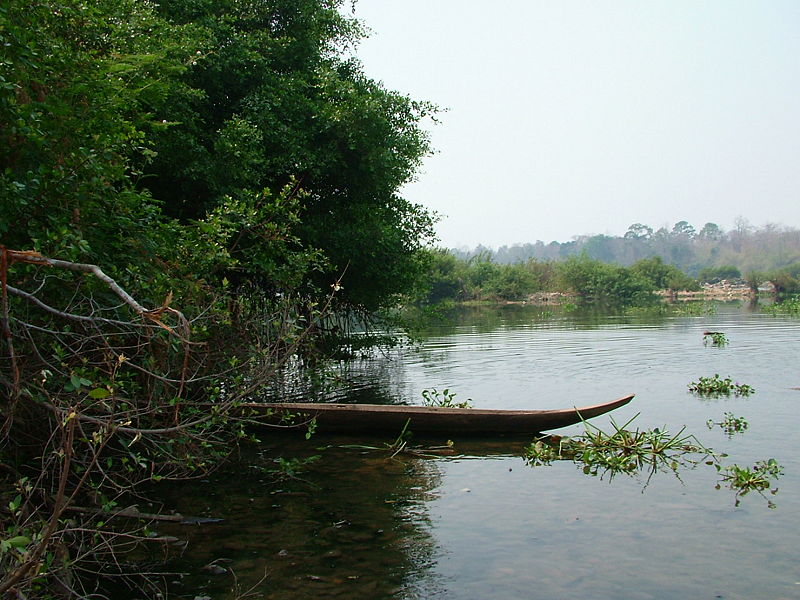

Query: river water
159 302 800 600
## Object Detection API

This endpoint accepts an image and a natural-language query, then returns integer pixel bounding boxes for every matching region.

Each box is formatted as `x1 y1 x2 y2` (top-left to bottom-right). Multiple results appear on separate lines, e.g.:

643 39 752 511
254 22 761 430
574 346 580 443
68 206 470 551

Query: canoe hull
239 394 634 435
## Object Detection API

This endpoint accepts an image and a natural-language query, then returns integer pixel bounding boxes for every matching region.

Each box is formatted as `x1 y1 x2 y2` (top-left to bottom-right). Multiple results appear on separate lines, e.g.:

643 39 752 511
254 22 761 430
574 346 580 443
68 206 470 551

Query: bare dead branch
65 505 220 524
1 248 344 597
6 285 150 328
6 250 151 314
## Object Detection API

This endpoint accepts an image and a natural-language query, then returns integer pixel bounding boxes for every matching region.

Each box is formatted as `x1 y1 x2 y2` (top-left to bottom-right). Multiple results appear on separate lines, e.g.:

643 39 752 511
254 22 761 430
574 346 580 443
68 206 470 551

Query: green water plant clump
763 295 800 315
524 415 710 478
707 413 749 436
525 417 783 509
716 459 783 508
673 302 718 316
421 388 473 409
703 331 729 347
688 374 755 397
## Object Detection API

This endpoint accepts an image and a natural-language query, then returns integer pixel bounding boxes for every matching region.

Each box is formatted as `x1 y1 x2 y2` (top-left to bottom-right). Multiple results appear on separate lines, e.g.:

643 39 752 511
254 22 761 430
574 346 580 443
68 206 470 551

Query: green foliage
2 0 436 315
525 415 780 508
703 331 729 347
0 1 440 596
716 459 783 508
688 374 755 397
456 221 800 278
556 255 655 306
524 415 710 479
765 262 800 296
630 256 699 291
672 302 717 316
191 186 326 289
420 388 472 409
419 249 555 304
744 270 765 293
144 0 438 313
0 0 193 266
422 248 466 303
762 295 800 315
421 250 705 306
706 413 748 436
698 265 741 283
483 262 545 300
524 439 564 466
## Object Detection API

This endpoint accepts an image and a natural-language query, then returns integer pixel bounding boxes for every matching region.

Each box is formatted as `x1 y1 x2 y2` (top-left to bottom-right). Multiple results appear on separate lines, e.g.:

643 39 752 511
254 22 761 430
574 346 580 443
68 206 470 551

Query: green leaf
88 388 111 399
6 535 31 549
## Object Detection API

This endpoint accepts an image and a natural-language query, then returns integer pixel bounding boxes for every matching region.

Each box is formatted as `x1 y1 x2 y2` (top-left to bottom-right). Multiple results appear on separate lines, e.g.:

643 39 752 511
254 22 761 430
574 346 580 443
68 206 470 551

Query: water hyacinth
688 374 755 397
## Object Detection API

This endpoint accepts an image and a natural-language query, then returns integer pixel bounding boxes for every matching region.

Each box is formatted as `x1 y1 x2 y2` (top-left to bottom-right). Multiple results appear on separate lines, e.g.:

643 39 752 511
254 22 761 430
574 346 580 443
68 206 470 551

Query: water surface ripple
166 303 800 600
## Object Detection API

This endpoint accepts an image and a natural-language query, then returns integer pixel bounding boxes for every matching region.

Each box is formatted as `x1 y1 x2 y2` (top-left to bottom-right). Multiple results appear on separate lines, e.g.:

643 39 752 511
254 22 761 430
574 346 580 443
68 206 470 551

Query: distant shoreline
507 282 757 306
451 282 765 306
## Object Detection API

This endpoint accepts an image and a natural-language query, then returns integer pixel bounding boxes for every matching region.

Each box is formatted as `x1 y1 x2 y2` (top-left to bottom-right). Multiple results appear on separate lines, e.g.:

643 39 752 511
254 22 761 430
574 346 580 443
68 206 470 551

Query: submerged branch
65 505 222 524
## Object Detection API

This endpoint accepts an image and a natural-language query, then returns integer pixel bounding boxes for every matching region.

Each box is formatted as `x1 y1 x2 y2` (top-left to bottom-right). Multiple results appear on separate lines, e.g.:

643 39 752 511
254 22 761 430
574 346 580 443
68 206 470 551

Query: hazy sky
348 1 800 248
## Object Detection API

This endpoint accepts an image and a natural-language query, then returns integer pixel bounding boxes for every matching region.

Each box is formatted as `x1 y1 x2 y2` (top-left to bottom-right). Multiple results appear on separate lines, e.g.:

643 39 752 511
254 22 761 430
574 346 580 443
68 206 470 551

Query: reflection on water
163 303 800 600
159 441 446 599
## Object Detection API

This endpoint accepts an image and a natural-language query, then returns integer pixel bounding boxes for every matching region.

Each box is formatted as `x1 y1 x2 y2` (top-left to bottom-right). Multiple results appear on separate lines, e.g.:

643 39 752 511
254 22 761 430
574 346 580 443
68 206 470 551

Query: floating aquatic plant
706 413 749 436
716 459 783 508
524 414 711 481
702 331 729 347
688 374 754 397
673 302 717 316
762 296 800 316
421 388 473 409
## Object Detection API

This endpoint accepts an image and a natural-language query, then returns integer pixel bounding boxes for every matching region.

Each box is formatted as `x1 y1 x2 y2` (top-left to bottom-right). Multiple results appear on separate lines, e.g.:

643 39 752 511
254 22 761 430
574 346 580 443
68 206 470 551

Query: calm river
160 302 799 600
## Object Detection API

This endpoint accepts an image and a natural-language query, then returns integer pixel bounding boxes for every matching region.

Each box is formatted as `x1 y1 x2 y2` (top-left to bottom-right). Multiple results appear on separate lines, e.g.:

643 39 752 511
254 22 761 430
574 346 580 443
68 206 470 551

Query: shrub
698 265 742 283
557 255 655 306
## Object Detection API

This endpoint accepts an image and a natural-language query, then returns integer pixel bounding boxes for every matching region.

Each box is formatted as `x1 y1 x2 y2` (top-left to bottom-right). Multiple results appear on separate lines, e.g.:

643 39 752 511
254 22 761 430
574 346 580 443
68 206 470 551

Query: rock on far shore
659 279 761 300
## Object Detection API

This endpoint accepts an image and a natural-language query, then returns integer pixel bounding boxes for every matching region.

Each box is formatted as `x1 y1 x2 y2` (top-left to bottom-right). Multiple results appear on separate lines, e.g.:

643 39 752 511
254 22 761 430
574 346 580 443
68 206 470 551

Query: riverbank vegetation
2 1 798 596
1 0 436 596
428 220 800 306
455 221 800 276
420 251 701 305
764 296 800 315
419 246 800 306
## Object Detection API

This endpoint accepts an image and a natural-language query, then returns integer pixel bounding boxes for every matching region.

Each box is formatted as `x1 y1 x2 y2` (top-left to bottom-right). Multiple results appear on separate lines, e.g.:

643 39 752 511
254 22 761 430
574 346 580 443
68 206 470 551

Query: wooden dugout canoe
239 394 634 436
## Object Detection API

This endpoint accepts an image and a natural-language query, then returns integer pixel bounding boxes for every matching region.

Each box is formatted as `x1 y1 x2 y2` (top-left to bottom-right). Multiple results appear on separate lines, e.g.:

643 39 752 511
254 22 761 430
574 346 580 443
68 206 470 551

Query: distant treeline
423 253 702 305
453 221 800 275
423 220 800 305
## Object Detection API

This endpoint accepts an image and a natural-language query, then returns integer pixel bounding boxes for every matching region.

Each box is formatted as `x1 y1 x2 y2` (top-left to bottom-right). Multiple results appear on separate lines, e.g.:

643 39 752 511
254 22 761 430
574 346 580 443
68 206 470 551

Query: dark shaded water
157 303 800 600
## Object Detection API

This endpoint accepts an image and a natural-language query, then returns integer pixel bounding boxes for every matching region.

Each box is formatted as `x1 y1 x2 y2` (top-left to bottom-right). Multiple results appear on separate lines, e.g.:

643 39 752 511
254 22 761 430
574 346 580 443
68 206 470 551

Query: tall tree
0 0 187 263
624 223 653 240
698 222 723 241
144 0 437 312
671 220 696 239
